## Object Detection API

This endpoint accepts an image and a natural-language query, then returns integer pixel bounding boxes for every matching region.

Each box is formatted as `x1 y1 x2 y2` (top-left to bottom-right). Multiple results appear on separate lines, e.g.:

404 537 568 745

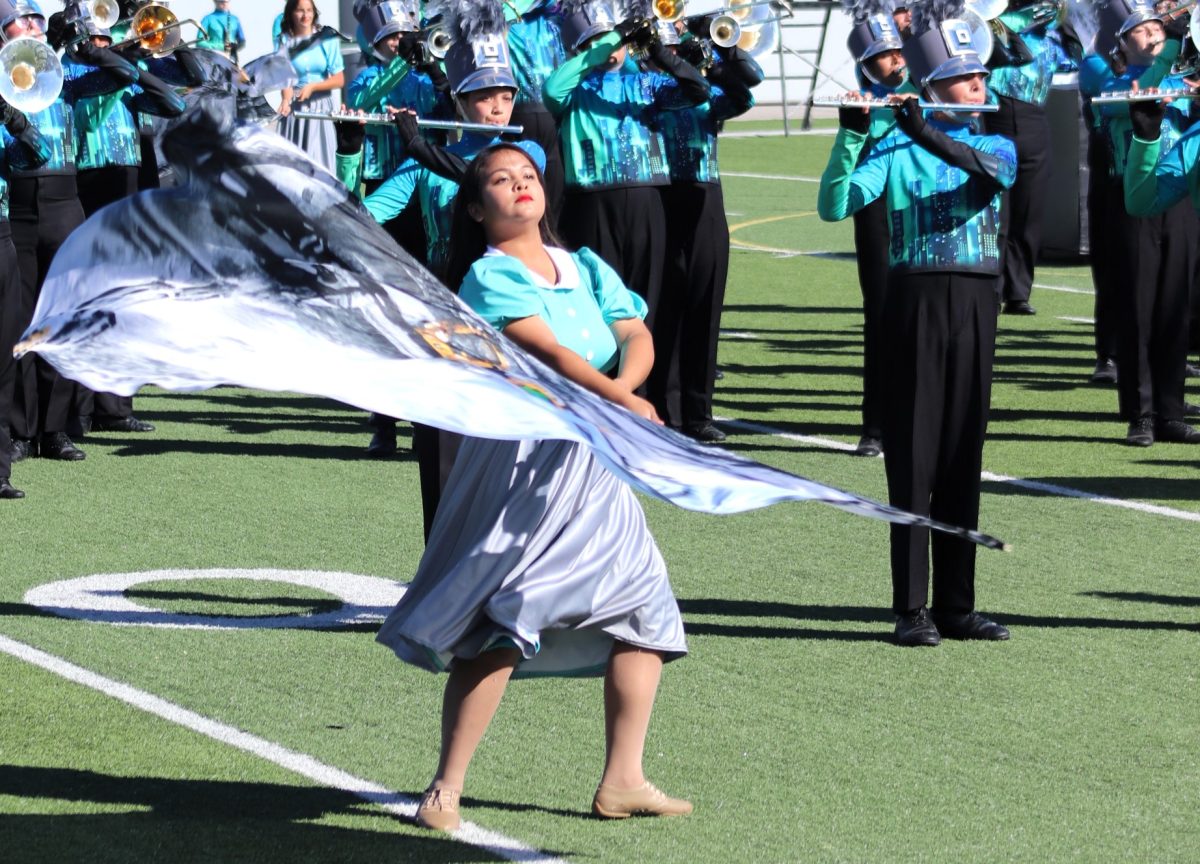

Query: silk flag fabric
16 101 1006 549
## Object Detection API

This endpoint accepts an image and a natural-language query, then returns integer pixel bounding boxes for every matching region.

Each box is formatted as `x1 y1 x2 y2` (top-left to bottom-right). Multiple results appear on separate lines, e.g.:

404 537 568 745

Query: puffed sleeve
325 39 345 76
575 248 648 324
458 257 545 329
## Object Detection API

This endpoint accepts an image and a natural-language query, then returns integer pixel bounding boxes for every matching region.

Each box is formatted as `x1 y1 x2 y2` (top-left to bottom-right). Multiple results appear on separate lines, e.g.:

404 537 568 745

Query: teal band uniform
658 75 753 185
1125 123 1200 216
544 31 703 191
0 125 51 219
347 59 452 182
198 11 247 52
506 9 567 108
987 12 1063 107
818 120 1017 274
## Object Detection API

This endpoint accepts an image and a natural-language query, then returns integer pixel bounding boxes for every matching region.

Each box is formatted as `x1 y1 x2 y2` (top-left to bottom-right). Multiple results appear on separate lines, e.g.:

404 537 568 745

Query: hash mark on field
1057 316 1096 325
0 634 566 864
717 418 1200 523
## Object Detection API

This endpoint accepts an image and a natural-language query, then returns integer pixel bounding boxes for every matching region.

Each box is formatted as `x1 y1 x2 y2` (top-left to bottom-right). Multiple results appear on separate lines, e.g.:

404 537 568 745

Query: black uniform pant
650 182 730 428
412 424 461 542
9 175 86 440
882 272 997 616
76 165 142 423
852 194 890 440
1110 198 1197 423
984 96 1050 305
1086 131 1120 362
0 225 20 480
512 104 563 234
560 185 667 330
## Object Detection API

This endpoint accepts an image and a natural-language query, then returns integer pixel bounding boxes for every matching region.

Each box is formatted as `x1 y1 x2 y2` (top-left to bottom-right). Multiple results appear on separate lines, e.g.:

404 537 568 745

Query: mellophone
292 111 525 137
1089 89 1200 104
811 97 1000 113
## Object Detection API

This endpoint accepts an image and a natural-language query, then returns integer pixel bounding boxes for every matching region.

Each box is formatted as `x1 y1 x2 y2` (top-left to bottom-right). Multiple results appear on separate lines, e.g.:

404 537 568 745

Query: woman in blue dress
277 0 344 172
376 142 692 831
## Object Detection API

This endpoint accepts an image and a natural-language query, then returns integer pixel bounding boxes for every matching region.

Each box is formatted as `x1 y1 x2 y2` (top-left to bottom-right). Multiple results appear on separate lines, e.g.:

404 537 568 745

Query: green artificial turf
1 133 1197 863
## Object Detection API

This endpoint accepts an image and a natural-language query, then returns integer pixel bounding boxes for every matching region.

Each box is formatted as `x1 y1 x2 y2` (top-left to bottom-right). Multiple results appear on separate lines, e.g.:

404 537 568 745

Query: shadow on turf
981 476 1200 501
1080 591 1200 608
0 765 569 863
92 437 417 462
679 599 1200 636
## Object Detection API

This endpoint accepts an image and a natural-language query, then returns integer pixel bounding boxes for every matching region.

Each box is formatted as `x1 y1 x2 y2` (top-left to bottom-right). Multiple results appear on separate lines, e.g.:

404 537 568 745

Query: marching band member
69 15 186 435
984 0 1065 316
818 0 1015 646
503 0 568 228
379 141 690 832
363 0 547 534
342 0 451 263
277 0 345 174
650 18 760 441
0 94 49 497
2 0 140 463
841 0 913 458
1086 0 1199 445
544 0 709 328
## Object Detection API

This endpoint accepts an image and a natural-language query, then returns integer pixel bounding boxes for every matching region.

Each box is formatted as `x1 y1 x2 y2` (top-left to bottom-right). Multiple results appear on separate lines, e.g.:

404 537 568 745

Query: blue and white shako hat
356 0 421 49
441 0 517 96
0 0 44 36
559 0 619 53
1096 0 1161 57
901 0 989 88
844 0 904 63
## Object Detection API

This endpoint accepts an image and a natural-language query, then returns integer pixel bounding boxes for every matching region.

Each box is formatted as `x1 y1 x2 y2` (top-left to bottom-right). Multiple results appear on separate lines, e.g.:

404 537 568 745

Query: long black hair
444 143 564 292
281 0 321 36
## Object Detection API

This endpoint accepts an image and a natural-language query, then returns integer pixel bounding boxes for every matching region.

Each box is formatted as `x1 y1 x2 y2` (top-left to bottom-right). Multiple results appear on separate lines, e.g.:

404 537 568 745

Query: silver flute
292 111 525 136
812 97 1000 113
1089 89 1200 104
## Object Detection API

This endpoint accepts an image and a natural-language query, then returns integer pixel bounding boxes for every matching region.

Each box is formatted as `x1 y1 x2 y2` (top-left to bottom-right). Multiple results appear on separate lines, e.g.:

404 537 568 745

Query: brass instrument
293 110 525 136
812 96 1000 112
425 25 453 61
111 3 209 56
0 37 64 115
653 0 687 23
65 0 121 30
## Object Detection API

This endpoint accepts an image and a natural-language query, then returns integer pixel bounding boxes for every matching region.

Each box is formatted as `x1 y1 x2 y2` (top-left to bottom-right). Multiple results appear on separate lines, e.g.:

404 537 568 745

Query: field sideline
0 126 1197 863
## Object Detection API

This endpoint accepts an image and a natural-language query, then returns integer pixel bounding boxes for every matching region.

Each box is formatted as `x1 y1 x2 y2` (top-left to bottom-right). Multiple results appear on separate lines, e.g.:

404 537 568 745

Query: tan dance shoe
592 780 693 819
415 786 461 831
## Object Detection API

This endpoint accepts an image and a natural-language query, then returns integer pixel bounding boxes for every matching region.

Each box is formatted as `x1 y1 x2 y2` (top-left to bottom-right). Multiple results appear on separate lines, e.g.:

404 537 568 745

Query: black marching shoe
1002 300 1037 315
0 478 25 499
1183 402 1200 418
894 607 941 647
1089 358 1118 385
931 609 1010 641
1155 419 1200 444
40 432 86 461
1185 362 1200 379
93 416 155 433
854 435 882 457
1126 415 1155 447
10 437 36 462
684 422 727 444
366 429 397 458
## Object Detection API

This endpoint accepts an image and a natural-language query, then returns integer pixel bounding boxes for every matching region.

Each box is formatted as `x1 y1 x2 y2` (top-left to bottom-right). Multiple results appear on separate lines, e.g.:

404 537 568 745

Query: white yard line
723 171 822 183
0 634 566 864
1034 283 1095 296
718 418 1200 524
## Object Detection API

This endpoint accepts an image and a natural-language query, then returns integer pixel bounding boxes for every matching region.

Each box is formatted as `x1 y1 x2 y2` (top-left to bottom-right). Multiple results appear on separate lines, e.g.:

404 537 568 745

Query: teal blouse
459 246 648 372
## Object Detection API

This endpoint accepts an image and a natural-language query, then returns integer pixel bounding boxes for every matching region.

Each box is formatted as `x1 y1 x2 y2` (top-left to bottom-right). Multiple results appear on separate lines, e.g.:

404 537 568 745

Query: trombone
293 110 525 136
812 96 1000 113
0 36 64 115
110 3 209 57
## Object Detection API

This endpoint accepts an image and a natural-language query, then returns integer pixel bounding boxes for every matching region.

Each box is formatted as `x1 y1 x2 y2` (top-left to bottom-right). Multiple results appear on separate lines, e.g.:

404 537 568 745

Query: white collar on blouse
483 245 580 291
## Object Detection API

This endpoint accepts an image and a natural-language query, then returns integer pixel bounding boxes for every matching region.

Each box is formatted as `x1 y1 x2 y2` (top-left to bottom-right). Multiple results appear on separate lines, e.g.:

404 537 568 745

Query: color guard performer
818 0 1014 646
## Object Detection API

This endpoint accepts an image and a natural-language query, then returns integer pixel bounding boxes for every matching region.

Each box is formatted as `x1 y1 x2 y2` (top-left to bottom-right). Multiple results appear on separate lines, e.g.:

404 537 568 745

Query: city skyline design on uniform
507 12 567 108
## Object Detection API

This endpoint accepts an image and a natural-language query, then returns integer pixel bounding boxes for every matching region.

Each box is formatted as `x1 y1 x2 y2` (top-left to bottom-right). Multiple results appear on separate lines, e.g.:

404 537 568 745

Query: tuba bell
653 0 687 23
0 36 64 115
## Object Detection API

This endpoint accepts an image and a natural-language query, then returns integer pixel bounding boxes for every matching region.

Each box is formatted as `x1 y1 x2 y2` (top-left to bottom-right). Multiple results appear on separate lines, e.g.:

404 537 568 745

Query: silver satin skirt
376 437 687 678
279 92 337 175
